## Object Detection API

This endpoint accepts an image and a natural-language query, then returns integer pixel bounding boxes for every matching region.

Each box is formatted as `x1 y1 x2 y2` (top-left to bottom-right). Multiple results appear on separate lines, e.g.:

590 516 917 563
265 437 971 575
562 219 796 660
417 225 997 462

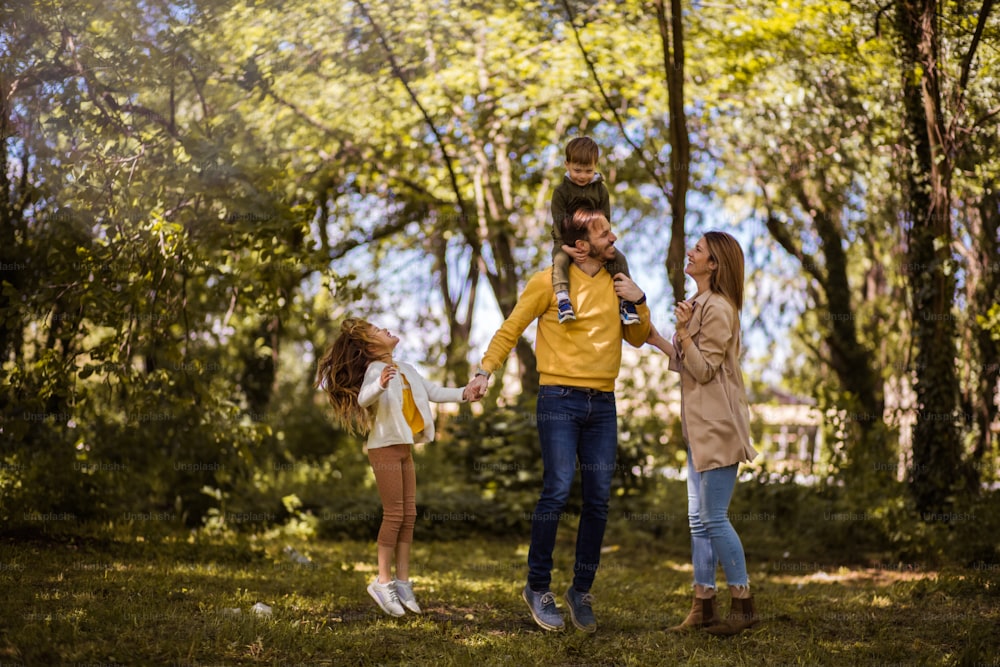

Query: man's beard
590 244 613 260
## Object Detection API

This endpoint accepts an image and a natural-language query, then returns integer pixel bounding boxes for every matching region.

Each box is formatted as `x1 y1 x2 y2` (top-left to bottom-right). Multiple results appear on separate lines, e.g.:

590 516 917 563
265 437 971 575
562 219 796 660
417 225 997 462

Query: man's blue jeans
687 449 749 589
528 385 618 593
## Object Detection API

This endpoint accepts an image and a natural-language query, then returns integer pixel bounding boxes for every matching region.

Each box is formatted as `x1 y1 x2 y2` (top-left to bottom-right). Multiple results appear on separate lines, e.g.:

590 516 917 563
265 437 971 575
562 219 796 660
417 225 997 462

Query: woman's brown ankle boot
705 595 758 636
667 595 718 632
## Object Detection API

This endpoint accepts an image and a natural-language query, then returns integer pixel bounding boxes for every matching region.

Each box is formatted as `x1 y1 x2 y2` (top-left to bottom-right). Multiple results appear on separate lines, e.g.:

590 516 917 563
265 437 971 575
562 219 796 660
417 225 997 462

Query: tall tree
252 0 667 391
654 0 691 301
690 0 898 482
893 0 993 511
0 0 334 521
951 4 1000 483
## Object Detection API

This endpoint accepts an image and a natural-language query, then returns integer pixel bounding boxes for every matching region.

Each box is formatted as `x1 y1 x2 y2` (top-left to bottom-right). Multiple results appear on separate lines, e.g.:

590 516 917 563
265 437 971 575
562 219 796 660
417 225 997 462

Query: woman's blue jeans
687 450 749 589
527 385 618 593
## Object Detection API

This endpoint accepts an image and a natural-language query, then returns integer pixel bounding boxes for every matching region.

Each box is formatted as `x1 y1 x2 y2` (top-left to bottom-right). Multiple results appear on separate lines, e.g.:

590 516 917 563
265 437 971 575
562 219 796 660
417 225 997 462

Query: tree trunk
763 201 888 485
484 224 539 397
968 187 1000 479
430 229 474 403
896 0 966 513
655 0 690 302
0 98 23 363
811 206 888 477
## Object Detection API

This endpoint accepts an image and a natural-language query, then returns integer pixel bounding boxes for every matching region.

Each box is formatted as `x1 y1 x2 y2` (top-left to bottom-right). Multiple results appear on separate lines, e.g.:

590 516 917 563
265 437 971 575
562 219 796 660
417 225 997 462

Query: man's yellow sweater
480 265 651 391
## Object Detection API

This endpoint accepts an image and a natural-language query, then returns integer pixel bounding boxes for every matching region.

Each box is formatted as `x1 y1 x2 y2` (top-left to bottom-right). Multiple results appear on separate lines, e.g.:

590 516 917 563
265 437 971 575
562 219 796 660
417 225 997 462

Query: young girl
316 318 479 617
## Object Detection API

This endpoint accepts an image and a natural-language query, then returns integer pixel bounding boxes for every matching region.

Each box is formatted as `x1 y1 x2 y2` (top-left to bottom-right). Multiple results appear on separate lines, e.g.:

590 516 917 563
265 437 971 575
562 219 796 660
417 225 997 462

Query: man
466 203 651 633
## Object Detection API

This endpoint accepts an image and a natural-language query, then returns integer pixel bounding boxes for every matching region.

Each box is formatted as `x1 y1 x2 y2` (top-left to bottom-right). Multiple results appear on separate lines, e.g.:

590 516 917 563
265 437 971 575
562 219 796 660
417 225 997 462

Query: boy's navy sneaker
522 585 564 631
564 585 597 632
558 300 577 324
620 300 640 325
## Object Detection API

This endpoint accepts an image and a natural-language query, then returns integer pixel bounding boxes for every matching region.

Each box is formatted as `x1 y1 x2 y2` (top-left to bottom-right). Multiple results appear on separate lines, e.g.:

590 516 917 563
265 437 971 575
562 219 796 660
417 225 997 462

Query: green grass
1 521 998 667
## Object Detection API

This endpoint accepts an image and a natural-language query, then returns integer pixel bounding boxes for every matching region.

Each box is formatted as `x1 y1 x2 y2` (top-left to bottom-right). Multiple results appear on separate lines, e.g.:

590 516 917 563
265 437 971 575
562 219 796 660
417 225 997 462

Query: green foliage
453 400 543 522
1 0 351 527
3 0 999 554
978 304 1000 343
730 471 1000 567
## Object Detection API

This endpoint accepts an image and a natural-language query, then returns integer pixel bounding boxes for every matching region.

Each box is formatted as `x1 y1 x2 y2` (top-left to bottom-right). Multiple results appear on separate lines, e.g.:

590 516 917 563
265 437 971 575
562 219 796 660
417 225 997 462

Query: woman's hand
379 364 397 389
674 300 694 328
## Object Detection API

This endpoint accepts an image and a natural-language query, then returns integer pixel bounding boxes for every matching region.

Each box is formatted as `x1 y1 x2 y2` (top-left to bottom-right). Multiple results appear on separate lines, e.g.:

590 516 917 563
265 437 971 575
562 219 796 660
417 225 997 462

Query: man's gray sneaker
367 578 405 617
564 585 597 632
522 585 564 631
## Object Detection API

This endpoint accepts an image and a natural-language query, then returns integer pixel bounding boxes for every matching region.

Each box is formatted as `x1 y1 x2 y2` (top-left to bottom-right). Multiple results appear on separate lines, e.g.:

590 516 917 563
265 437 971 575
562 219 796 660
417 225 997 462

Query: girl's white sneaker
367 578 405 617
393 579 422 614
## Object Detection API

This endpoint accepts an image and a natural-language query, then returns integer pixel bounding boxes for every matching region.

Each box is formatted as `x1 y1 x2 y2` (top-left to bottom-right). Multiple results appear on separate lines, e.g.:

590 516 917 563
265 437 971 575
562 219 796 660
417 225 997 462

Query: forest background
2 0 1000 565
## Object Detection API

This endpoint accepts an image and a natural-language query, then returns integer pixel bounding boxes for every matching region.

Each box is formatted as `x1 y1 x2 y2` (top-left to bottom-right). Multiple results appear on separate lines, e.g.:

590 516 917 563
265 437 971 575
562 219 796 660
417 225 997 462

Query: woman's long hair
315 318 384 435
703 231 745 312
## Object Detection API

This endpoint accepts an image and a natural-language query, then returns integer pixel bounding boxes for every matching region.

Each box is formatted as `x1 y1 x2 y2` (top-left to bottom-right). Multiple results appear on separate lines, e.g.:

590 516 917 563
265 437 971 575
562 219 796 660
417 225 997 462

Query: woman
647 232 759 636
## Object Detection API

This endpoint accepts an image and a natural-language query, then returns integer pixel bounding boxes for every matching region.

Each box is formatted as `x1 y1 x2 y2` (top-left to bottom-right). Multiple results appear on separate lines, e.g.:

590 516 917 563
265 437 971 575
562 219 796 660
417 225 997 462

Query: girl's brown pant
367 443 416 547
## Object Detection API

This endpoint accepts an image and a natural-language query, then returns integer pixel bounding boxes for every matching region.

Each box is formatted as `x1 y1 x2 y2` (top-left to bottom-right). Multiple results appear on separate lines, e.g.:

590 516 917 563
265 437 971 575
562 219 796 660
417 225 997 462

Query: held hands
461 383 481 402
464 374 489 402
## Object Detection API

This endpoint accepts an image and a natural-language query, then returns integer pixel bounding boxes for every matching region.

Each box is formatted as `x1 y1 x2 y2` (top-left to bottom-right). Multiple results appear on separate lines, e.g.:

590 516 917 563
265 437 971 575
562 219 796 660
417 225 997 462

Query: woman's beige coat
669 290 758 472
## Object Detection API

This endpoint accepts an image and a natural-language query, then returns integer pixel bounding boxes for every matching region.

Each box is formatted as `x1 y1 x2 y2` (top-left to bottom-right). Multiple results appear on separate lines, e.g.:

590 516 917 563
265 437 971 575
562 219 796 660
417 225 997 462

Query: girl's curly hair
315 318 384 435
